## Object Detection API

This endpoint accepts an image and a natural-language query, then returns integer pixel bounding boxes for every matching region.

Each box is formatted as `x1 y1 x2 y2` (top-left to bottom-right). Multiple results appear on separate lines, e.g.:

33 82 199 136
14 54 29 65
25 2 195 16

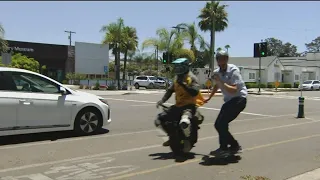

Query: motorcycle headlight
99 99 109 105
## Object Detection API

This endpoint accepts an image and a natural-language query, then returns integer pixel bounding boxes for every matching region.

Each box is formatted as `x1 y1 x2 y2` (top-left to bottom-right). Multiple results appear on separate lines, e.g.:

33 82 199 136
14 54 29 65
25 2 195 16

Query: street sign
104 66 108 73
275 81 280 88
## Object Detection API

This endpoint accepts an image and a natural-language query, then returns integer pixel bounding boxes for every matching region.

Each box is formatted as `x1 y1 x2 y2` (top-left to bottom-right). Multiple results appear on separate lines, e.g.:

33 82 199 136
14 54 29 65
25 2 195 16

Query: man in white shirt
204 50 248 156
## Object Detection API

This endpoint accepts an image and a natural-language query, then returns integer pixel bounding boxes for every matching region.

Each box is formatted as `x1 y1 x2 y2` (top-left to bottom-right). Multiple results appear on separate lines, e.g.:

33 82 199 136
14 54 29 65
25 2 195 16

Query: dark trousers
215 96 247 149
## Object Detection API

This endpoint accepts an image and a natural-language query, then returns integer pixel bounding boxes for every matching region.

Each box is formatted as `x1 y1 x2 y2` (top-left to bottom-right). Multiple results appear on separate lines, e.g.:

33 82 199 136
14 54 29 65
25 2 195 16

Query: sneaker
229 145 242 154
162 140 170 147
210 147 230 156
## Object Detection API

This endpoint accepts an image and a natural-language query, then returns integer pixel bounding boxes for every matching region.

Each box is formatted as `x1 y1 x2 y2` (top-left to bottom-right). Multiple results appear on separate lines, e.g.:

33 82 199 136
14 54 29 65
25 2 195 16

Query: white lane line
286 167 320 180
0 120 319 173
156 129 168 142
105 97 274 117
1 110 319 151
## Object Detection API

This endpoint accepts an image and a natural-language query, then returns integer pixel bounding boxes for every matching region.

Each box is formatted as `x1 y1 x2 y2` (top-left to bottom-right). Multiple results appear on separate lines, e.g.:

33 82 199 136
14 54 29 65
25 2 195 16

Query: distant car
133 75 164 89
155 77 168 88
0 67 111 137
299 80 320 91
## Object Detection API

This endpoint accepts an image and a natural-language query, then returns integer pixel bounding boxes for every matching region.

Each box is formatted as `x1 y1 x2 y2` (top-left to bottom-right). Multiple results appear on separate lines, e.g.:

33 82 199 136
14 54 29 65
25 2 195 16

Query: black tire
134 83 140 89
311 87 313 91
168 130 184 156
147 83 154 89
74 107 103 136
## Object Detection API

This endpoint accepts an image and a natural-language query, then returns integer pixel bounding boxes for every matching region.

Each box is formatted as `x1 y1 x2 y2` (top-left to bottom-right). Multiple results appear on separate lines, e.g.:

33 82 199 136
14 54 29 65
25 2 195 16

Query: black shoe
162 140 170 147
229 145 242 154
210 147 230 156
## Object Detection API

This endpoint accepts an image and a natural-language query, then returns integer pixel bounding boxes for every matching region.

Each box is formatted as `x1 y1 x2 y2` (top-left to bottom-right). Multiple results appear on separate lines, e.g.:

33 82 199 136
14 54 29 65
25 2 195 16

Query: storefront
6 40 69 82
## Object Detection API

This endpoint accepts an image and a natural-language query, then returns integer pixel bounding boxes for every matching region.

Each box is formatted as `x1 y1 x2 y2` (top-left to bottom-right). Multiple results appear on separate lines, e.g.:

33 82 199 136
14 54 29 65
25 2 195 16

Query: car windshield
303 81 312 84
149 77 157 80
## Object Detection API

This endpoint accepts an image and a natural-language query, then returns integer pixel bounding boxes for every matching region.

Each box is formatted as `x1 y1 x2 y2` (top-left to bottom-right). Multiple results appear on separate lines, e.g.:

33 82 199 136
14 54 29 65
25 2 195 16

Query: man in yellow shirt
155 58 201 147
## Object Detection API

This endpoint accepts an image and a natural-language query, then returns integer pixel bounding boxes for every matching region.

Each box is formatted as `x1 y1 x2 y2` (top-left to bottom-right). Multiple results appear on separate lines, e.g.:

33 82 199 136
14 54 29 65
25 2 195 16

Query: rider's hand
156 100 164 108
203 98 211 103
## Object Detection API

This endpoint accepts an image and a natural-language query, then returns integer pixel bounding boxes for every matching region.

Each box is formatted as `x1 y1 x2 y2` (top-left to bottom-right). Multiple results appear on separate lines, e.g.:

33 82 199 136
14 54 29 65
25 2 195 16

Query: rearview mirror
59 86 67 95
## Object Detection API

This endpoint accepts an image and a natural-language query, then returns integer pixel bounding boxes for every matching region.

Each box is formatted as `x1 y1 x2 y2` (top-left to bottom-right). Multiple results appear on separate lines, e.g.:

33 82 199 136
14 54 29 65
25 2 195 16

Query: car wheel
311 87 313 91
134 83 140 89
147 83 154 89
74 107 103 135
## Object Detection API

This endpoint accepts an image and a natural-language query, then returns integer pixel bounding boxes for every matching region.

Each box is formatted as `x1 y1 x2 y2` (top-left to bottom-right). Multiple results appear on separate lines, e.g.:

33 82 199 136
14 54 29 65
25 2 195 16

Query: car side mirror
59 86 67 95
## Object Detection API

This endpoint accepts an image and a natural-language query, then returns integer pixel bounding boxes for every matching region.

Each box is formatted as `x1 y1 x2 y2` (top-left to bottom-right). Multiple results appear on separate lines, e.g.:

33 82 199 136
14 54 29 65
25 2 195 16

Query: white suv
133 76 159 89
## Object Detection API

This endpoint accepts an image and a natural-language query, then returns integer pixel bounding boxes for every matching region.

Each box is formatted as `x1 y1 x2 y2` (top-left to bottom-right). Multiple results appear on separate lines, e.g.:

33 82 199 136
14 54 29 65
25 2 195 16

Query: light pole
64 31 76 46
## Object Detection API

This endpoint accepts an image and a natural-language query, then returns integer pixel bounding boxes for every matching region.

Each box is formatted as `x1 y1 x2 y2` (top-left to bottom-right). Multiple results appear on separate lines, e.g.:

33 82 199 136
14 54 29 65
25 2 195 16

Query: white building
75 42 109 79
192 53 320 87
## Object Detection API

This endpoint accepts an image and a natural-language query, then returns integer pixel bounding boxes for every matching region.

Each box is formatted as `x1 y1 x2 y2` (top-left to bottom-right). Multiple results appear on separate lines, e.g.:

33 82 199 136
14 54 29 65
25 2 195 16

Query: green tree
225 44 230 52
10 53 40 73
100 18 125 88
264 37 299 57
176 22 205 58
174 48 196 62
142 28 184 55
305 36 320 53
0 23 8 53
120 26 138 81
198 1 229 70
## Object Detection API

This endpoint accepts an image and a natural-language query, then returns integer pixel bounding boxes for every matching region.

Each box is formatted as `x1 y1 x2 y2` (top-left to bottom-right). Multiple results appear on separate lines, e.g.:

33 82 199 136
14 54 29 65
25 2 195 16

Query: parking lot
0 91 320 180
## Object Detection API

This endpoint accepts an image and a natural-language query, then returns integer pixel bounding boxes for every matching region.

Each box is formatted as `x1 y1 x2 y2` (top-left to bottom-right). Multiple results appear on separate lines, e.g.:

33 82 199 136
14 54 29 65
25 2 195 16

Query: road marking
156 129 168 142
1 110 319 151
0 120 319 173
107 133 320 180
105 97 274 117
286 167 320 180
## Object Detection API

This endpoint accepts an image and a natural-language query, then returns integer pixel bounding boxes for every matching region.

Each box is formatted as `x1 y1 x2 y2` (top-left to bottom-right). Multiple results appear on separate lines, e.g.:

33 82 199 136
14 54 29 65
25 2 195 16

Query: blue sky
0 1 319 58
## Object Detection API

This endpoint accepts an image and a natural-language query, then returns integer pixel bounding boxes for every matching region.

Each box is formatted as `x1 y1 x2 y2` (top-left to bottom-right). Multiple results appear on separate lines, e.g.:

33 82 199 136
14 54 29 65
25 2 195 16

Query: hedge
245 82 294 89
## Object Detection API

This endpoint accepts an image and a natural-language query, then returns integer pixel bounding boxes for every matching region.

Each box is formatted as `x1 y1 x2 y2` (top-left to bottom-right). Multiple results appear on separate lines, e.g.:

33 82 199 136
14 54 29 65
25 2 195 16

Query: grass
240 175 271 180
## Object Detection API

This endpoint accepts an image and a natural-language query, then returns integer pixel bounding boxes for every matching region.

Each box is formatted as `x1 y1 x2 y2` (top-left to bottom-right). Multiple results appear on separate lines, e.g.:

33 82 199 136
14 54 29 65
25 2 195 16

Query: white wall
241 69 257 83
267 59 283 83
75 42 109 75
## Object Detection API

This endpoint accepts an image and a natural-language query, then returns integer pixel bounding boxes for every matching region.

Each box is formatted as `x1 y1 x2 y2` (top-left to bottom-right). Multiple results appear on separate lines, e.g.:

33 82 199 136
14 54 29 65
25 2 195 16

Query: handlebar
159 104 169 109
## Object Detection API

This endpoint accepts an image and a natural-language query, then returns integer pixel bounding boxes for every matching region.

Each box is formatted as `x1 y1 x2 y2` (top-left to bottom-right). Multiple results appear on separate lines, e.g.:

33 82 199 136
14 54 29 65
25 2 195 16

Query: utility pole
64 31 76 46
258 40 262 94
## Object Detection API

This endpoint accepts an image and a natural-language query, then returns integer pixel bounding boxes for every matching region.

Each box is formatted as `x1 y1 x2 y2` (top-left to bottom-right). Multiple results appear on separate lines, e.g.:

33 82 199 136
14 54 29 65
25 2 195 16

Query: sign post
275 81 280 91
104 66 108 88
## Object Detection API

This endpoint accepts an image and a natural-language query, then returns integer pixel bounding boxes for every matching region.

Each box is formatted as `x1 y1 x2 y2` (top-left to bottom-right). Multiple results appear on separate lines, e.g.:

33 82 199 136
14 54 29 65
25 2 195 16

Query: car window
11 72 60 94
303 81 312 84
313 81 320 84
148 77 157 80
0 72 18 91
141 77 148 80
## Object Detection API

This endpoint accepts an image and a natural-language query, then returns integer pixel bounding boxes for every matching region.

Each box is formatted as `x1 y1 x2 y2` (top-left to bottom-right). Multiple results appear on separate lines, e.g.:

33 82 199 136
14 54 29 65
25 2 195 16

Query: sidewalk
286 167 320 180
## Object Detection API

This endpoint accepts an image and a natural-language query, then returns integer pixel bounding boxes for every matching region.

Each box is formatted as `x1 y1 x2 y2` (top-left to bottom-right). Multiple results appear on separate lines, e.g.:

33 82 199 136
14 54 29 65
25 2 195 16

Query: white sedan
0 67 111 137
299 80 320 91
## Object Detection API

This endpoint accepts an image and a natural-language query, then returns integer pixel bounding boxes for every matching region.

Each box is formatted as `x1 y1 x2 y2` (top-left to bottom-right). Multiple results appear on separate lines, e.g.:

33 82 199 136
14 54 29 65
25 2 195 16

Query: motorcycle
156 104 204 156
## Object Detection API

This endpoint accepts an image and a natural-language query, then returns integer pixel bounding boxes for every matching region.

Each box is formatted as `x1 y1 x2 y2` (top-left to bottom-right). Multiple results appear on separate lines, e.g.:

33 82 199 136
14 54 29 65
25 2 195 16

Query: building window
295 74 299 81
249 73 256 80
274 72 281 81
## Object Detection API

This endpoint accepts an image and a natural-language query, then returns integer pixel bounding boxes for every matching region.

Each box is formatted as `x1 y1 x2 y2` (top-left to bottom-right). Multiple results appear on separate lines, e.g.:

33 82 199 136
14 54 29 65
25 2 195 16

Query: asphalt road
0 91 320 180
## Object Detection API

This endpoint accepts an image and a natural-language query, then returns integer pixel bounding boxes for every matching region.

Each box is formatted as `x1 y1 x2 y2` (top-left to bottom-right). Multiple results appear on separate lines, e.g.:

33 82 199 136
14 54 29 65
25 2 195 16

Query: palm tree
225 44 230 52
0 24 8 53
216 47 222 51
120 26 138 81
100 18 125 89
142 28 184 56
198 1 229 70
176 22 205 58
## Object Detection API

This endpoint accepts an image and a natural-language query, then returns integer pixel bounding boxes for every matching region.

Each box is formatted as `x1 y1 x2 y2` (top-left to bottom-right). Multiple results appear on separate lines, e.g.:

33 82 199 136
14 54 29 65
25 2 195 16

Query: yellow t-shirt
174 75 204 107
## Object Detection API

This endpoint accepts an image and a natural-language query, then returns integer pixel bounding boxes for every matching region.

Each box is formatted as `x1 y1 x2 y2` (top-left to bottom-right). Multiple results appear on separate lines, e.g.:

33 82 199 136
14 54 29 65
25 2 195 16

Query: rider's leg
180 105 196 138
155 105 178 146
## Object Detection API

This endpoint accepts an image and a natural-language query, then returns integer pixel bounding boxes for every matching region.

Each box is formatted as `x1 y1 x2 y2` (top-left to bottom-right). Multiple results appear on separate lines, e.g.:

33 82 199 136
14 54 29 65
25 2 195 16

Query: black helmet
216 50 229 60
172 58 190 75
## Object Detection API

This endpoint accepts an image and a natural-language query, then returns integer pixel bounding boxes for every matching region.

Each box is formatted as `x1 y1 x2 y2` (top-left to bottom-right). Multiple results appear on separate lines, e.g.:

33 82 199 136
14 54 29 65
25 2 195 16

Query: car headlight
99 99 109 105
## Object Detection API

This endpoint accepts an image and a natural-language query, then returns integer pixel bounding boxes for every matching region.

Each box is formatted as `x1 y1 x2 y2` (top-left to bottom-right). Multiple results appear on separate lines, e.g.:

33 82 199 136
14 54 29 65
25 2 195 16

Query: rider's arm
161 84 175 102
178 74 200 97
207 84 219 100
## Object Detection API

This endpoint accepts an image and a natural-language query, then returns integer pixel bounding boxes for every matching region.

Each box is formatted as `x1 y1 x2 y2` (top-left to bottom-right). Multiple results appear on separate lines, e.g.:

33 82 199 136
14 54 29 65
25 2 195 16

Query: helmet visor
174 65 188 75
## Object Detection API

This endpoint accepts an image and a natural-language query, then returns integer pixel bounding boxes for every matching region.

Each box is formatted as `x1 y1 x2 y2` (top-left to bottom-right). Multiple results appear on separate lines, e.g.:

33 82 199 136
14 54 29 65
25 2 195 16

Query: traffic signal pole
258 40 262 94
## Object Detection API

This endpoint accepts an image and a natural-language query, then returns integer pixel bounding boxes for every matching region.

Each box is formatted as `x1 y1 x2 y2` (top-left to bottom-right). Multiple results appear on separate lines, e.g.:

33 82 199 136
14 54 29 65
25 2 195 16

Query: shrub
79 84 84 89
267 82 274 88
107 84 117 90
245 82 258 89
62 79 69 84
93 81 100 90
294 82 299 88
283 83 292 88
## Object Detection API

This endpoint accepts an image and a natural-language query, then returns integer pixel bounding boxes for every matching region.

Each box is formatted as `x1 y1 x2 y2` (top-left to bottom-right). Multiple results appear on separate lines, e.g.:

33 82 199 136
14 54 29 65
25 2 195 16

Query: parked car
155 77 168 88
133 75 163 89
299 80 320 91
0 67 111 137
